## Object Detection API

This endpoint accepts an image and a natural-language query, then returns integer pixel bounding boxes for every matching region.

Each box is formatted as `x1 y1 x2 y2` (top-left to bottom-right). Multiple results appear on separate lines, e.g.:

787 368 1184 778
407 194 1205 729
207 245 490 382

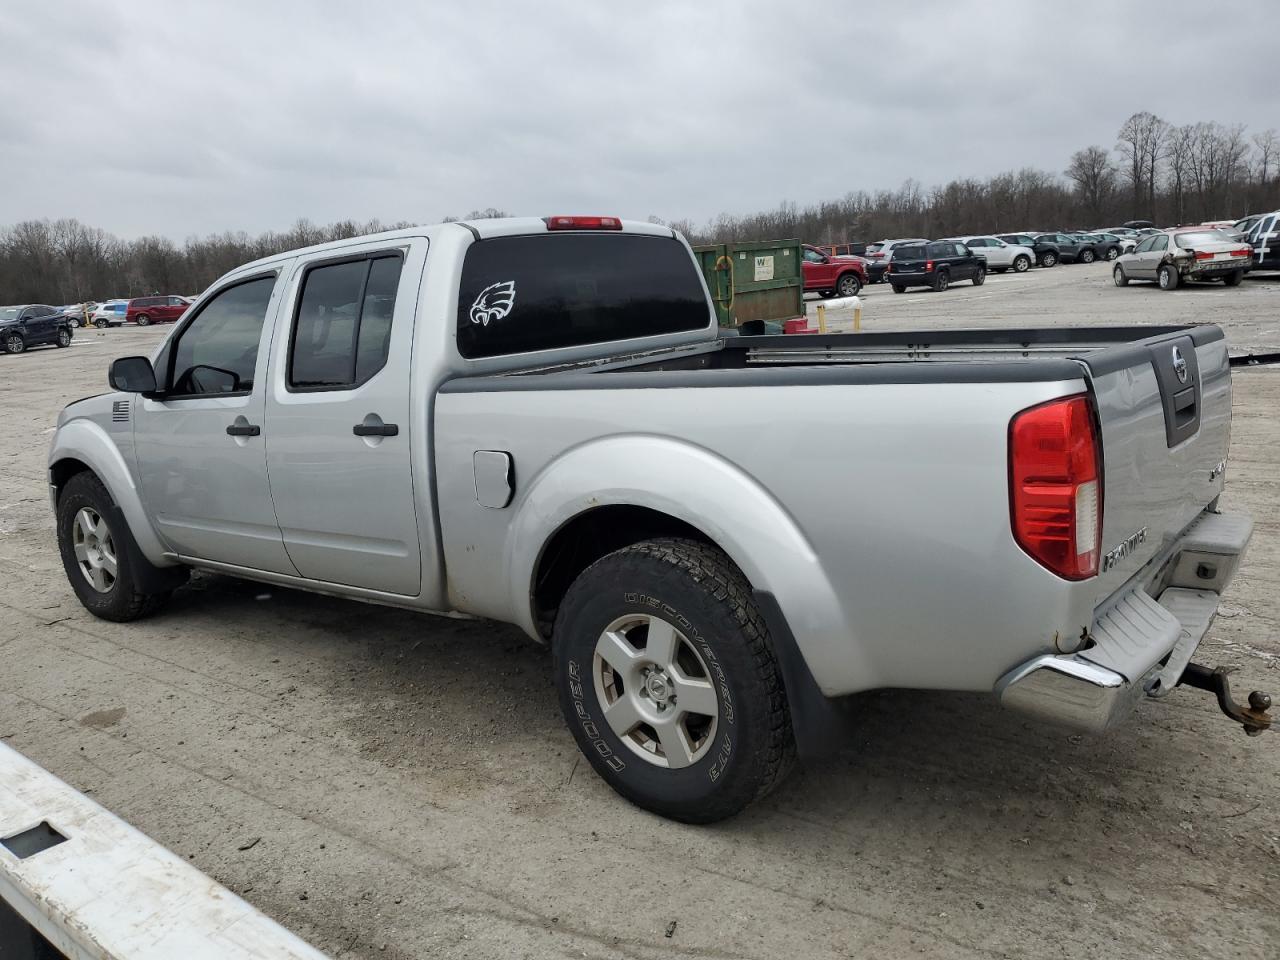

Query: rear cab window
456 234 709 359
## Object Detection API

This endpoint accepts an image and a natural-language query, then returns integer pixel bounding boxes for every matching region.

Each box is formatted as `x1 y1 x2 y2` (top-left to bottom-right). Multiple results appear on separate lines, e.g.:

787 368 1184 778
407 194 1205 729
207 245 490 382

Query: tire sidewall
57 475 131 618
553 550 776 818
4 334 24 353
1013 255 1030 272
837 273 860 297
1042 252 1057 267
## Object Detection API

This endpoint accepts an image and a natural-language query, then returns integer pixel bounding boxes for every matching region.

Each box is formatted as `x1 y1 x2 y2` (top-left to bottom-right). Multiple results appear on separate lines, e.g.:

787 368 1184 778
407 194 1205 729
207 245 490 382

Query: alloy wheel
592 614 719 769
72 506 118 593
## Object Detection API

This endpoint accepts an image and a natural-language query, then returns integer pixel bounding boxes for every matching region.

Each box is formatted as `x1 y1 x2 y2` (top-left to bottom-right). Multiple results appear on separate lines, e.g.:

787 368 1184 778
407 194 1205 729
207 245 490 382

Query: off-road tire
56 472 177 621
552 538 796 823
1158 264 1179 291
1012 255 1031 273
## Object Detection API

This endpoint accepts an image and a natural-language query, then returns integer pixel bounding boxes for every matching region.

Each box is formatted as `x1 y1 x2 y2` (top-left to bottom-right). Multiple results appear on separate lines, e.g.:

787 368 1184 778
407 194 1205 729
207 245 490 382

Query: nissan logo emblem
1172 346 1188 384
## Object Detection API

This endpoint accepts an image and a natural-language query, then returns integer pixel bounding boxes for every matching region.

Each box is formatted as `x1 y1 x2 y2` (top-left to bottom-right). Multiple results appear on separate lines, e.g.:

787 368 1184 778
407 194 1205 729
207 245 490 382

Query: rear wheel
553 539 795 823
817 290 833 299
972 266 986 286
932 270 950 292
1224 270 1244 287
56 329 72 347
3 333 24 354
1040 251 1058 267
1105 246 1120 261
1113 265 1129 287
836 272 861 297
1158 264 1180 290
891 284 906 294
1079 248 1097 264
94 318 108 328
135 313 151 326
56 473 180 621
1012 255 1031 273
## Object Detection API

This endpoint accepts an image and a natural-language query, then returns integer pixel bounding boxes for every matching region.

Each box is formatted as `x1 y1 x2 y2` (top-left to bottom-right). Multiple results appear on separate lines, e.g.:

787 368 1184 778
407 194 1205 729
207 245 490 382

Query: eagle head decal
469 280 517 327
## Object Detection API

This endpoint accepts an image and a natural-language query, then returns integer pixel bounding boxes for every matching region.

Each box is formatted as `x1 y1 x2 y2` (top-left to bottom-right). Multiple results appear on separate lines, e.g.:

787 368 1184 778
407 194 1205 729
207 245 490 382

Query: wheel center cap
645 672 670 703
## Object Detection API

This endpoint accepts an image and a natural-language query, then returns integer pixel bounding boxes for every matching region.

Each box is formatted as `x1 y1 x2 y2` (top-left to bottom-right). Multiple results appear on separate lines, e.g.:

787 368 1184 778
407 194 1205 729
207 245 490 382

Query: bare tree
1065 146 1116 222
1116 111 1169 219
1253 128 1278 185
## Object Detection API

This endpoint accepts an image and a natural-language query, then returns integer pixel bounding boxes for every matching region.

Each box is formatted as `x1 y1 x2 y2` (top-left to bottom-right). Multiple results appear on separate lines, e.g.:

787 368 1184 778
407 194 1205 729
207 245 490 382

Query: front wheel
1079 249 1097 264
1158 264 1180 291
1012 255 1031 273
56 472 180 621
1113 266 1129 287
56 329 72 347
1040 252 1058 267
1224 270 1244 287
135 313 151 326
972 266 986 286
3 333 24 354
836 272 861 298
1105 247 1120 261
553 539 795 823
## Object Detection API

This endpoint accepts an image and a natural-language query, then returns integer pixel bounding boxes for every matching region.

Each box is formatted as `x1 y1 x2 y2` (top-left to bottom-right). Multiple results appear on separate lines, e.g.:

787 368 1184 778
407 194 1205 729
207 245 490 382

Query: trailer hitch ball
1178 663 1272 736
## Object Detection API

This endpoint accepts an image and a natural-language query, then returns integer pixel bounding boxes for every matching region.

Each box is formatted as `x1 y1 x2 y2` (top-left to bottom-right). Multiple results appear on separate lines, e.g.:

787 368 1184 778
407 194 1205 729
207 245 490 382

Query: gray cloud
2 0 1277 238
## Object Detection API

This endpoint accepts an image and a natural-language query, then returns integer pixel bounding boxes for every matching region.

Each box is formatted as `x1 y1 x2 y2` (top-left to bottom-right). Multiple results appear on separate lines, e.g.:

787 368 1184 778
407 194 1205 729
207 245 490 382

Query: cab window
168 276 277 396
289 254 403 390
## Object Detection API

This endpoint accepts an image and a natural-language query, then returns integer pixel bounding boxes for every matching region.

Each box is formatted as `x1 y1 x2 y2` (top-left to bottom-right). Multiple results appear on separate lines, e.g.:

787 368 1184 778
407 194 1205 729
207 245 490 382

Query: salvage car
887 240 985 291
0 304 74 353
801 244 866 297
1113 228 1253 290
47 216 1269 823
944 236 1034 273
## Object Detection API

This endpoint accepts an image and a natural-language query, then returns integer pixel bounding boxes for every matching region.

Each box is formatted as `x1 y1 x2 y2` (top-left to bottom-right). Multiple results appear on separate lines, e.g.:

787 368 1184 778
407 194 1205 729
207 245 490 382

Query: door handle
353 422 399 437
226 423 261 437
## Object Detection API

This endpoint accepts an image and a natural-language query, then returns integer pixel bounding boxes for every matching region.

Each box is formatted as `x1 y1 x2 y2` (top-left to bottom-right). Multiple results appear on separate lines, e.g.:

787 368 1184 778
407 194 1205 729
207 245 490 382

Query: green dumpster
693 239 804 328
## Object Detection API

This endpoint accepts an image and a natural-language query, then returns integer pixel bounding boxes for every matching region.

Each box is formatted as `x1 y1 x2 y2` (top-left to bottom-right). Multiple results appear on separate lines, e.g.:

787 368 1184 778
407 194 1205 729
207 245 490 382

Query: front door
133 270 297 574
801 247 835 291
263 240 423 596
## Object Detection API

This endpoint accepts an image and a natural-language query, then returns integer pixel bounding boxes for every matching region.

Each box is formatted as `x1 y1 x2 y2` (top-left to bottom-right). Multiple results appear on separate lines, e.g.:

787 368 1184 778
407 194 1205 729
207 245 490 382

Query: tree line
3 113 1278 304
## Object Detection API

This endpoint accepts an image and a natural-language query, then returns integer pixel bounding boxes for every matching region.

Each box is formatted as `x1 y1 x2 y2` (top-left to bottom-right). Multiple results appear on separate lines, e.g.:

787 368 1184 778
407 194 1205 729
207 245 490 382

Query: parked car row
49 295 195 329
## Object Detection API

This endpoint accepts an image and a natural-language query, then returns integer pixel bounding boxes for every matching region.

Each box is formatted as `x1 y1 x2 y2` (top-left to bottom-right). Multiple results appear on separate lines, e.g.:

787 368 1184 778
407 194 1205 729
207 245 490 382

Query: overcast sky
2 1 1277 239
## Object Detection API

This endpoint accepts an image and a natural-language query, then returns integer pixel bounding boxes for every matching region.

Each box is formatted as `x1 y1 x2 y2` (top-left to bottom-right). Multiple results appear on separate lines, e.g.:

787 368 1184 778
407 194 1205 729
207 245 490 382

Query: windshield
0 306 21 320
1174 230 1232 247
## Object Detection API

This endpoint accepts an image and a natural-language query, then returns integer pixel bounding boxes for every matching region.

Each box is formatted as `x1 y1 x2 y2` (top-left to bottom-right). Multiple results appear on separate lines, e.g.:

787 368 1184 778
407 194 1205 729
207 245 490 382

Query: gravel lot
2 261 1278 959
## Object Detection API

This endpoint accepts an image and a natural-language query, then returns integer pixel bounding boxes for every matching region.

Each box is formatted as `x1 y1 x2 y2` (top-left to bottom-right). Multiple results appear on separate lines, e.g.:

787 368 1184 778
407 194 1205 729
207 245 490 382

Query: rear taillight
1193 250 1214 260
925 260 934 272
1233 247 1252 258
1009 395 1102 580
544 215 622 231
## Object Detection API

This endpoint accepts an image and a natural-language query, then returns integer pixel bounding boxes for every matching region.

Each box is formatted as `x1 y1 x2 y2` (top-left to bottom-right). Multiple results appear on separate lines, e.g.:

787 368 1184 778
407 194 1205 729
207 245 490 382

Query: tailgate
1081 327 1231 605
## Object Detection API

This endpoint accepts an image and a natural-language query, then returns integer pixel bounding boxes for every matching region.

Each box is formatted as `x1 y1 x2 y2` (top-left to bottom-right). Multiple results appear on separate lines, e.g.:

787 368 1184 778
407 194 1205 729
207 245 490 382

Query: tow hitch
1179 663 1273 736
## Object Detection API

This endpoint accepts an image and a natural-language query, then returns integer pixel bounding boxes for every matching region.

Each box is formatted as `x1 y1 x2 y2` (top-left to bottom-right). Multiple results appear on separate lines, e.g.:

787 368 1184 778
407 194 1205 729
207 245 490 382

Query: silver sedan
1113 229 1253 290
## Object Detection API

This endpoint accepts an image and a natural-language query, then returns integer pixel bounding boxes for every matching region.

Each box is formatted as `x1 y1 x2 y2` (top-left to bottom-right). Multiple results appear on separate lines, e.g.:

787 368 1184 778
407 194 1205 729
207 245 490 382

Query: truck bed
454 325 1224 385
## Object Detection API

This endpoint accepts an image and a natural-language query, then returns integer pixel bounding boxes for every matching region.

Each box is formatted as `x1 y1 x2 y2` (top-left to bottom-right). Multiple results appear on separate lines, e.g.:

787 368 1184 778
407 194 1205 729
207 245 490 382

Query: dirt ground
1 262 1278 959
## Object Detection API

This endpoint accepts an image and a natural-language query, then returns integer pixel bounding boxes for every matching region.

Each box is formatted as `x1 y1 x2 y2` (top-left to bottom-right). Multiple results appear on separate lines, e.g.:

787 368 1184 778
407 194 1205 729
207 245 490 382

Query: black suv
0 304 74 354
886 241 985 292
997 234 1060 267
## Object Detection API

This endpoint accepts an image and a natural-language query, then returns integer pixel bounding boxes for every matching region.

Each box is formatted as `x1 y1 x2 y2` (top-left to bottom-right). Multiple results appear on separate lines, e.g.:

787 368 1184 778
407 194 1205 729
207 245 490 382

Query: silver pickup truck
48 216 1269 822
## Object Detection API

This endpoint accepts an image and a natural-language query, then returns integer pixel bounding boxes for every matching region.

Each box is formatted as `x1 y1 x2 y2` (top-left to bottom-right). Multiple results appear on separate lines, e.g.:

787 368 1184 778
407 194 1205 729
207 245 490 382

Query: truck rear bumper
995 510 1253 734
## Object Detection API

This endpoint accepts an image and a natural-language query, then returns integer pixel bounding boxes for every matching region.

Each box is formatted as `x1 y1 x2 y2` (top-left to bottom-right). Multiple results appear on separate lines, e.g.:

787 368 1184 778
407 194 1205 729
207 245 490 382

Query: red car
126 295 190 326
801 244 867 298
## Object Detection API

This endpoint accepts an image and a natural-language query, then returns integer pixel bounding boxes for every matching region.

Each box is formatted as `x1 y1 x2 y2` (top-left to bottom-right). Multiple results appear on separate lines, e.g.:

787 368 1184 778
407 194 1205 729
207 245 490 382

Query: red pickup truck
801 244 867 298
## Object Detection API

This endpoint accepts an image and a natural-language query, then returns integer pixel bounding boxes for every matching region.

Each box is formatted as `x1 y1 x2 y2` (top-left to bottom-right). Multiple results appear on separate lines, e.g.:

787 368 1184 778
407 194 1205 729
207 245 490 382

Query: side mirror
109 356 158 395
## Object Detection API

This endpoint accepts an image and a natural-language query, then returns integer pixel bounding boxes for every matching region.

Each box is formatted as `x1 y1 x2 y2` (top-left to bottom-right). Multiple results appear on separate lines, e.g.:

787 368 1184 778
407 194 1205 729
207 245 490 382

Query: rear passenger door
264 239 425 596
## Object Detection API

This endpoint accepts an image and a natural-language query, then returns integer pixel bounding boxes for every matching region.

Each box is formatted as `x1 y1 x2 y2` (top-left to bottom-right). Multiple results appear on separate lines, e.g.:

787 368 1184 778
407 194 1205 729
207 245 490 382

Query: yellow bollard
816 303 827 334
853 298 862 333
